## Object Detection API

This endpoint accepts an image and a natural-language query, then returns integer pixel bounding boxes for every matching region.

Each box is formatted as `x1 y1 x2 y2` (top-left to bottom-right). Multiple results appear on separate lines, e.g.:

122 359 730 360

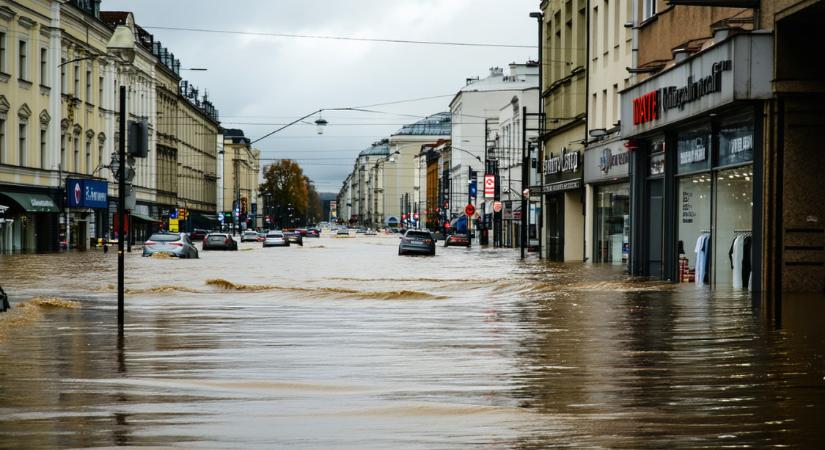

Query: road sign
484 175 495 197
464 204 475 217
493 201 503 213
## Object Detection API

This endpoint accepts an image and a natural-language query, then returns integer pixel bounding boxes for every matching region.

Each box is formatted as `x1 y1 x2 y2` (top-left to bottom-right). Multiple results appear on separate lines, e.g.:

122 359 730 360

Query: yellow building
220 129 260 232
539 0 588 262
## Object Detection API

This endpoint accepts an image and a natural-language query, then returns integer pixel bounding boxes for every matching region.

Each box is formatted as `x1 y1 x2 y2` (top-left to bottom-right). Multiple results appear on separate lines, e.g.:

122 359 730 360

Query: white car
241 230 260 242
263 231 290 247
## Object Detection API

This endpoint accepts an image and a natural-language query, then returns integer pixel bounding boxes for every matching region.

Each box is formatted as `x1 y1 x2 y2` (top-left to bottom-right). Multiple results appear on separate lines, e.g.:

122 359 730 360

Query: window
61 58 66 93
40 48 47 86
98 139 104 171
85 138 91 174
86 67 92 102
18 122 26 166
592 6 599 58
603 0 609 54
612 84 619 126
40 128 46 169
73 134 79 172
0 32 6 73
98 76 103 105
18 40 27 80
60 133 66 170
643 0 657 20
0 118 5 163
73 65 80 97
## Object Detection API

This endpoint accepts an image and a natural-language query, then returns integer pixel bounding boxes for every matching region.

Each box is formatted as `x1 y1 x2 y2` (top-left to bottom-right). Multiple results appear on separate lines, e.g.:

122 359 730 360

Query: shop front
65 179 109 250
542 147 584 262
0 188 60 253
621 32 772 290
584 139 630 266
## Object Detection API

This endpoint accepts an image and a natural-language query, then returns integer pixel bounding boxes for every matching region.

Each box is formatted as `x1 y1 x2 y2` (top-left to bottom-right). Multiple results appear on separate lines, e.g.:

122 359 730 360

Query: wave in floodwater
0 297 80 342
205 278 446 300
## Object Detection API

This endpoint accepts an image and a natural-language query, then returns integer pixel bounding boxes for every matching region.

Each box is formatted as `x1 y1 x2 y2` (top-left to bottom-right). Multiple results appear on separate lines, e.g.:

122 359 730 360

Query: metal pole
521 107 528 260
536 13 544 260
117 85 126 333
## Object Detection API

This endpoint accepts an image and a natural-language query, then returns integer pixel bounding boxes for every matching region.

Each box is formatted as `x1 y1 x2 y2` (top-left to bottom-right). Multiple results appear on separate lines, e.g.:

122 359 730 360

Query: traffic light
469 180 477 198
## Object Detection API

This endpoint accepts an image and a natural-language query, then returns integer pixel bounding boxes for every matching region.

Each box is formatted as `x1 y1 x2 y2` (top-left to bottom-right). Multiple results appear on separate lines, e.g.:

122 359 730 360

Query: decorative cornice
0 6 15 22
17 15 36 30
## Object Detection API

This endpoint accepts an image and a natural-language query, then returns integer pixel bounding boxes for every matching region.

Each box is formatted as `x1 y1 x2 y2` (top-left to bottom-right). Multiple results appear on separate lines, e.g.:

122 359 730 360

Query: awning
131 212 160 223
0 191 60 213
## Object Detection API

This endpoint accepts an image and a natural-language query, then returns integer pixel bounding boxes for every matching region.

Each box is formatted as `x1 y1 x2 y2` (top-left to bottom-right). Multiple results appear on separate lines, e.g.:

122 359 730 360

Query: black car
284 231 304 246
202 233 238 251
445 233 471 247
189 229 208 241
398 230 435 256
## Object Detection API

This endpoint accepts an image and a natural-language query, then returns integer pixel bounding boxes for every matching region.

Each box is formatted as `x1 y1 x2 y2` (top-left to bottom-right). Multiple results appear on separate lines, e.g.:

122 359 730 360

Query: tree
305 177 322 225
260 160 309 227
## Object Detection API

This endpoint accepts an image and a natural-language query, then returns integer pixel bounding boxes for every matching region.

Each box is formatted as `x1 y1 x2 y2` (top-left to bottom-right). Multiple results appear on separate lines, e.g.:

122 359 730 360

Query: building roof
222 128 251 145
393 112 451 136
358 140 390 157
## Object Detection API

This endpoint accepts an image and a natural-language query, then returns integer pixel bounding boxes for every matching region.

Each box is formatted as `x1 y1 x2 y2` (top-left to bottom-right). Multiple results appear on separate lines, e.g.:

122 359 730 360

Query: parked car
284 231 304 246
336 228 350 236
189 229 208 241
142 233 199 258
263 231 290 247
241 230 260 242
365 229 378 236
355 227 367 234
444 233 471 247
306 228 320 237
398 230 435 256
202 233 238 251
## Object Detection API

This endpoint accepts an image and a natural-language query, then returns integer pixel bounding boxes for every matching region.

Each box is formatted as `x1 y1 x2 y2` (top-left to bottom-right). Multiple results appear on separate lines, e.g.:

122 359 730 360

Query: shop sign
66 179 109 209
484 174 495 197
543 149 579 175
544 179 582 193
621 33 773 138
585 143 630 183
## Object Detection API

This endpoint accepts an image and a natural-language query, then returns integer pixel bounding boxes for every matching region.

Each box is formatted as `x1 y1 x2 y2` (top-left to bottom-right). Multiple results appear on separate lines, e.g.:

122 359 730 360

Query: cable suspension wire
142 26 536 49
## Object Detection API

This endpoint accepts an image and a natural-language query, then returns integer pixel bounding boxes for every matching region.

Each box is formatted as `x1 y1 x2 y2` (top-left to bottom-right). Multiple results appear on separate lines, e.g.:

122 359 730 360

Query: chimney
489 67 504 77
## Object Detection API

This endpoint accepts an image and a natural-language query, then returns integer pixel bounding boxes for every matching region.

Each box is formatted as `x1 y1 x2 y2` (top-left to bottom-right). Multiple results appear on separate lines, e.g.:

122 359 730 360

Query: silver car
142 233 199 258
263 231 290 247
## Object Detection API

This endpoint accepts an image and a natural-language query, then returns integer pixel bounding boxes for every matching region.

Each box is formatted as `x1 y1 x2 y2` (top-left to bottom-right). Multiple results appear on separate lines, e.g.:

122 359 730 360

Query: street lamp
107 25 136 334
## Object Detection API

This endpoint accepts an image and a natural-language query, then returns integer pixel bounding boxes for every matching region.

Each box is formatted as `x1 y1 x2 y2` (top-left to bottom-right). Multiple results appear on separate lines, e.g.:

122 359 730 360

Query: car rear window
268 233 283 238
208 235 227 242
148 234 179 242
406 231 432 239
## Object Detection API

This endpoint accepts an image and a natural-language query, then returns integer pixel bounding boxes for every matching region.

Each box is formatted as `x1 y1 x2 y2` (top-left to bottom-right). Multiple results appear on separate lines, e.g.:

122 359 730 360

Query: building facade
221 129 260 232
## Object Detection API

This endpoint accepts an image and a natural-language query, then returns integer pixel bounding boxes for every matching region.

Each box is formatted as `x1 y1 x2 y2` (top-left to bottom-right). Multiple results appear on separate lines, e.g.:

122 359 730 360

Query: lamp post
107 25 136 334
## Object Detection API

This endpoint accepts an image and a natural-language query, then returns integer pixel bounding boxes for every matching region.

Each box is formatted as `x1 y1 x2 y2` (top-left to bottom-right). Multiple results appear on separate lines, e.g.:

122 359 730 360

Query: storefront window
676 127 712 174
713 166 753 288
678 173 712 284
594 183 630 264
718 114 755 167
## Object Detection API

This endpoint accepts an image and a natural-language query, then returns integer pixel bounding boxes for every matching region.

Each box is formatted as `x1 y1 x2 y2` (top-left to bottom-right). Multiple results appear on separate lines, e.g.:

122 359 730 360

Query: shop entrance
646 179 664 278
545 194 564 261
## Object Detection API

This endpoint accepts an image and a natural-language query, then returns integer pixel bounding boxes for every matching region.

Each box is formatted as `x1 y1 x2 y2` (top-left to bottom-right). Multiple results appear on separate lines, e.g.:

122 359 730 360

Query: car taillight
225 238 232 244
170 242 183 247
144 240 157 245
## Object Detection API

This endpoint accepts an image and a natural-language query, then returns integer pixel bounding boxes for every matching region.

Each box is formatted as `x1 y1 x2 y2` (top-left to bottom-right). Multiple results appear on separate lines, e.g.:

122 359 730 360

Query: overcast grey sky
106 0 539 192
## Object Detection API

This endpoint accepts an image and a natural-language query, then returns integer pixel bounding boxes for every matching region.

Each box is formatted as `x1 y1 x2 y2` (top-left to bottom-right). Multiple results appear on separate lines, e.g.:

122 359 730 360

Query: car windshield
406 231 431 239
148 234 180 242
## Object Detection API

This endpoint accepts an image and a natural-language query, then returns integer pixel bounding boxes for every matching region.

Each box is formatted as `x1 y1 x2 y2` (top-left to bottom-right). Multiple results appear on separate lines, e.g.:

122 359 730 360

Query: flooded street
1 234 824 449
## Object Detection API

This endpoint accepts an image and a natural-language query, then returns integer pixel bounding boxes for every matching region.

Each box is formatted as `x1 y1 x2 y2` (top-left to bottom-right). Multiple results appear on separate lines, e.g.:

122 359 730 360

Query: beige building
220 129 260 231
539 0 587 262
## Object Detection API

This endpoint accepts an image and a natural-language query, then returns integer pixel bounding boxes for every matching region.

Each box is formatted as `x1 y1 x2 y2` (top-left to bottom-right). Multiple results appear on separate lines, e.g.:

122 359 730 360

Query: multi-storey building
539 0 588 262
582 0 633 266
221 129 259 232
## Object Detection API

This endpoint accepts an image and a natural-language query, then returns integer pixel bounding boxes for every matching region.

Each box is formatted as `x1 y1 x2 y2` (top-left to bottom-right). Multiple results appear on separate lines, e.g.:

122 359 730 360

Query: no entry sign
493 201 502 213
464 204 475 217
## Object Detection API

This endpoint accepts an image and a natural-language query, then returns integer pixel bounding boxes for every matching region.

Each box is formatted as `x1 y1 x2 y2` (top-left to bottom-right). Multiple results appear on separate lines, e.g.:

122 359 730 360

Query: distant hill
319 192 337 201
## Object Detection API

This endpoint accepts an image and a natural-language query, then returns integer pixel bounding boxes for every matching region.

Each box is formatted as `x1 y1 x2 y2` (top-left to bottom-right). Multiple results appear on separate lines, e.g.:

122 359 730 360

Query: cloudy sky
106 0 539 192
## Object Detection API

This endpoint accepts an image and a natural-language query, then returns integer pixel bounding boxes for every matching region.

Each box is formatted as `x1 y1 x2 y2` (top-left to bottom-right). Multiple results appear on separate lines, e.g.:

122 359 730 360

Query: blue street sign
67 179 109 209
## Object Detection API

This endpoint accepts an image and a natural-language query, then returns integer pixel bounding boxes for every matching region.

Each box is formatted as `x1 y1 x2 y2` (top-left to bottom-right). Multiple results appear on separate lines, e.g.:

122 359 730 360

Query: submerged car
444 233 471 247
263 231 290 247
398 230 435 256
284 231 304 246
241 230 260 242
142 233 199 258
336 228 350 236
202 233 238 251
306 228 320 237
365 229 378 236
189 229 208 241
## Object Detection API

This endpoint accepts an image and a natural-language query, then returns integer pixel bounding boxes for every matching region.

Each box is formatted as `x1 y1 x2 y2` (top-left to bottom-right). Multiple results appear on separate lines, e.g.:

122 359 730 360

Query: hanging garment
703 234 712 284
743 235 752 290
731 235 744 289
695 234 708 286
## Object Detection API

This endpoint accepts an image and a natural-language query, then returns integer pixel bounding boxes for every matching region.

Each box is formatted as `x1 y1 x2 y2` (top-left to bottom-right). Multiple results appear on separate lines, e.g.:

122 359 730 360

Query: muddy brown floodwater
1 234 824 449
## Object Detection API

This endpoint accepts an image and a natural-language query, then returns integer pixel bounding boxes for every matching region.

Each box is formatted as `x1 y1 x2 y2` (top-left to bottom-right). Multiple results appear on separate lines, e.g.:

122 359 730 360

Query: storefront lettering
30 198 56 208
599 148 629 175
633 60 732 127
679 138 707 165
729 135 753 155
85 187 107 204
544 149 579 175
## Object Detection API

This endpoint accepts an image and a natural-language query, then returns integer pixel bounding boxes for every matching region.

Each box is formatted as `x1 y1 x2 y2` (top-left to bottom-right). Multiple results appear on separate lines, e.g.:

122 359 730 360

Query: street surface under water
1 234 824 449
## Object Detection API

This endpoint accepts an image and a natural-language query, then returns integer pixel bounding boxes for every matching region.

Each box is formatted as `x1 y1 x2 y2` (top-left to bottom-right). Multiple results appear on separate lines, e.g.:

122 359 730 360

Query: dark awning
131 212 160 223
0 191 60 213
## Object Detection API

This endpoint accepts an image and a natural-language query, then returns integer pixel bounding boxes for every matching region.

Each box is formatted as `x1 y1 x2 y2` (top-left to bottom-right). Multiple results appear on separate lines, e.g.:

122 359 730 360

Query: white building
448 63 538 218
